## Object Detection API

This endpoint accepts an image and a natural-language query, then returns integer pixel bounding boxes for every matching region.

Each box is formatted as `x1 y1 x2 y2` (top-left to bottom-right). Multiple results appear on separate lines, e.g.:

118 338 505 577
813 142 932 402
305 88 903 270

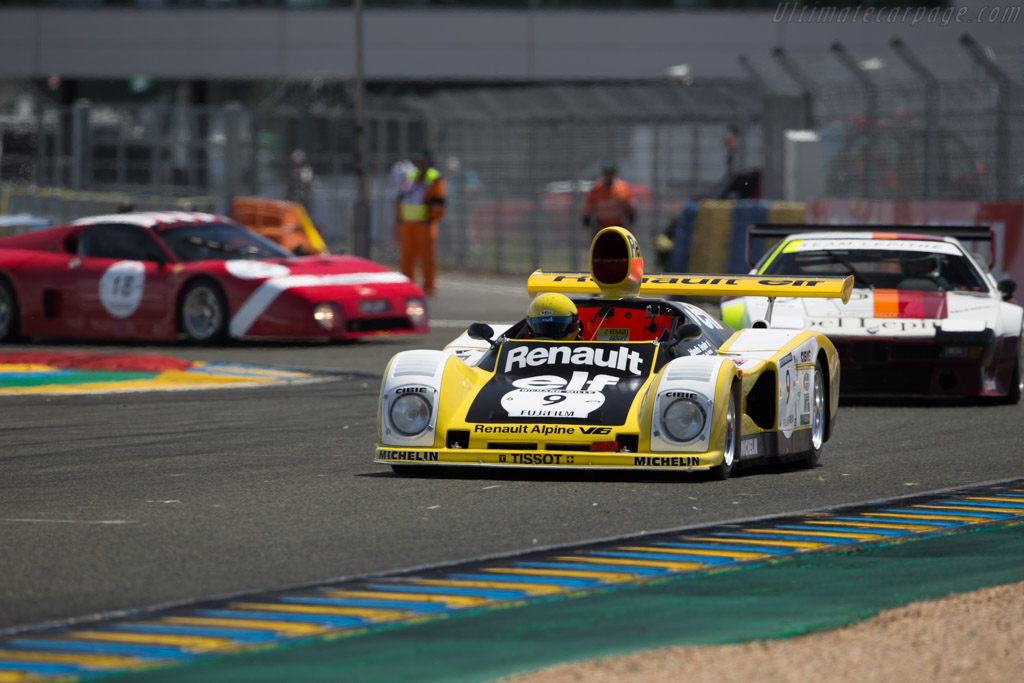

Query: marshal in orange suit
395 150 446 296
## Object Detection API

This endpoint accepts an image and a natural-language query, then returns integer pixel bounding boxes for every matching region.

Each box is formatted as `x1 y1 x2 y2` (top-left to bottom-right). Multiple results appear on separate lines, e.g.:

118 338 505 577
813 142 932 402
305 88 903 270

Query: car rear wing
747 223 994 267
527 271 854 304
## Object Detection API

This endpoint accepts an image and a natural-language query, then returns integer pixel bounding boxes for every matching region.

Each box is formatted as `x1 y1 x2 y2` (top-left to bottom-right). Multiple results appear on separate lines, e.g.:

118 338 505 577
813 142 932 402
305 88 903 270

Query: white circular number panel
98 261 145 318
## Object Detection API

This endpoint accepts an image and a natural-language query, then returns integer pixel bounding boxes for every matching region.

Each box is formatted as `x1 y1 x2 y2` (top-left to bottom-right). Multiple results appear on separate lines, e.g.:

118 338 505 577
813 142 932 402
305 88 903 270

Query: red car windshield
159 223 292 262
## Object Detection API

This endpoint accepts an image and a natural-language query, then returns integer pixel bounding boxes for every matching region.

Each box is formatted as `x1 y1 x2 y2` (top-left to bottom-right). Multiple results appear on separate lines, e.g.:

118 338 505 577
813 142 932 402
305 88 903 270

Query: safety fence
2 65 1023 273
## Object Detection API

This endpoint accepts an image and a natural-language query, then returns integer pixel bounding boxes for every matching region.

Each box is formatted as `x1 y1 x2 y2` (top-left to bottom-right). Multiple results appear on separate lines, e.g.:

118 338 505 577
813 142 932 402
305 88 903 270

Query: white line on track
1 518 136 525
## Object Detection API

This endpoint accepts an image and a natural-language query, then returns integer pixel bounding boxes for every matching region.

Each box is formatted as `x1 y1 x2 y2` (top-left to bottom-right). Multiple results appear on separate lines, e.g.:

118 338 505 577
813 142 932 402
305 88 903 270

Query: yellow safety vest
399 168 441 222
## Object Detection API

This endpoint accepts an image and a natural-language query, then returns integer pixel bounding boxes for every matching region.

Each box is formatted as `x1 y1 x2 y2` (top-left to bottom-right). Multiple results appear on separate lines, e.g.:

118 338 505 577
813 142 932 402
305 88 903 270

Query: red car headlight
313 303 341 331
406 298 428 326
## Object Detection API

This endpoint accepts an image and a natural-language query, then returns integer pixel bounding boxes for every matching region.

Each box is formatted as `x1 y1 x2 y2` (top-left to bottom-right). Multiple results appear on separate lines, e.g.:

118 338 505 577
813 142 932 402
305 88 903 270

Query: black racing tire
178 279 228 345
709 382 741 481
795 360 826 469
1003 349 1022 406
0 276 21 343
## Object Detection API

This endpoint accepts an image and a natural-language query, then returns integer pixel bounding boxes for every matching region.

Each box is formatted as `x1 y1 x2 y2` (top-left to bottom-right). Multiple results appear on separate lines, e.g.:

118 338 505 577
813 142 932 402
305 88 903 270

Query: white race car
721 224 1023 402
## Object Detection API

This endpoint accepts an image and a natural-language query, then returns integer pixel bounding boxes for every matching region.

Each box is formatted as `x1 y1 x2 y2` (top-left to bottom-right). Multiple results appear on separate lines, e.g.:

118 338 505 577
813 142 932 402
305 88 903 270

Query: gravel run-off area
498 580 1024 683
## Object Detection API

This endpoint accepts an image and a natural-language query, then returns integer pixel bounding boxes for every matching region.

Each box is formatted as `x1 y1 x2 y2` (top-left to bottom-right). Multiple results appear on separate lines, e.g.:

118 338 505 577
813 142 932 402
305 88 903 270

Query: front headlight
661 398 705 442
390 394 431 436
313 303 339 331
406 298 428 327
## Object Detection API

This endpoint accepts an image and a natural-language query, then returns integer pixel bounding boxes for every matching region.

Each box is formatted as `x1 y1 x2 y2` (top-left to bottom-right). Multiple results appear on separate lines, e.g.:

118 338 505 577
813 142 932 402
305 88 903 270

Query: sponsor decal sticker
377 450 440 461
99 261 145 318
467 341 656 425
633 456 701 467
497 453 575 465
596 328 630 342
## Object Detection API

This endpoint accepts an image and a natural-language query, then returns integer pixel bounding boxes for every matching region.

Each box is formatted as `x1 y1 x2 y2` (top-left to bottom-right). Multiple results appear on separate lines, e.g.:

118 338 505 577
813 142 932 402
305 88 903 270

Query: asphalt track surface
2 271 1022 637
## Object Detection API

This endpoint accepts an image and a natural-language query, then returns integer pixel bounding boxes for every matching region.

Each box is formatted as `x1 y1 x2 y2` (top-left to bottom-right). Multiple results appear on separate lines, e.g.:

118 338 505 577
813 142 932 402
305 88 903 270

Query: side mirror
998 279 1017 301
667 322 702 350
467 322 497 348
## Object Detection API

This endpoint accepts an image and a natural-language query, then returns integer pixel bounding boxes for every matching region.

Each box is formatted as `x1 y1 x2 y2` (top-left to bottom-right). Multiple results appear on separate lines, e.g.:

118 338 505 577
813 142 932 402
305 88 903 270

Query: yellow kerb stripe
69 630 236 653
479 567 637 583
0 650 144 669
318 590 490 607
683 536 828 550
964 496 1024 507
158 616 327 636
870 512 992 523
0 672 44 683
552 556 704 571
404 579 564 596
804 519 939 532
618 545 771 560
915 504 1024 516
741 528 885 542
229 602 410 621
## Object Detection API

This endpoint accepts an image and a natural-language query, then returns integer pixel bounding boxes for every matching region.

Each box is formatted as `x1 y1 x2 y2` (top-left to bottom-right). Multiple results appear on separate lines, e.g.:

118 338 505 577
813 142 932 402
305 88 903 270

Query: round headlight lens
406 298 428 327
313 303 338 331
390 394 431 436
662 398 705 442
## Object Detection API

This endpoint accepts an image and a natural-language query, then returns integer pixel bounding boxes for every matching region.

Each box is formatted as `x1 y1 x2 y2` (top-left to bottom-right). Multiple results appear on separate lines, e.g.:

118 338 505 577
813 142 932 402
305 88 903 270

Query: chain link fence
1 68 1020 273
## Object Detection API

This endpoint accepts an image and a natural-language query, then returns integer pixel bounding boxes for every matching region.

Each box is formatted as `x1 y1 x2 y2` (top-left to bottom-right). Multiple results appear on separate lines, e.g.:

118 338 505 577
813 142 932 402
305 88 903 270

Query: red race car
0 211 429 344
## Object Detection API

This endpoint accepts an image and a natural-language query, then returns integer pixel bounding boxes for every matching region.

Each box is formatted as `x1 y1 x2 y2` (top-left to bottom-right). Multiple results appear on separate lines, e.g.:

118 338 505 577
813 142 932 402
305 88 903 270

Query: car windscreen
158 223 293 262
762 247 989 293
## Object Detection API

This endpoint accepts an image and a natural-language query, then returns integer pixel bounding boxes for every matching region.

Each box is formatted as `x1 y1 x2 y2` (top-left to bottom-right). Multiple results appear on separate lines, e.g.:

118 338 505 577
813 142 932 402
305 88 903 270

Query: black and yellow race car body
375 227 852 479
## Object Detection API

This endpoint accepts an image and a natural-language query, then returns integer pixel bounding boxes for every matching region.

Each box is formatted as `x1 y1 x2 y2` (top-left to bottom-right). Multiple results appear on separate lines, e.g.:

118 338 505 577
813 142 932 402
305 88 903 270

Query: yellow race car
375 227 852 479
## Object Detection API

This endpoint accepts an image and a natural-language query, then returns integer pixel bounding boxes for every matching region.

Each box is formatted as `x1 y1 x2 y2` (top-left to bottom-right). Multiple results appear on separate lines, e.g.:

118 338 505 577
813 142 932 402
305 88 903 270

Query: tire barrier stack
665 199 805 275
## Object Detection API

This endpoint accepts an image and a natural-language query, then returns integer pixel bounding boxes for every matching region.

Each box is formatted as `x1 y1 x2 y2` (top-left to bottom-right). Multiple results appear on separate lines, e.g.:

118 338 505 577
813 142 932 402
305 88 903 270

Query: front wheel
179 279 228 344
710 383 740 481
795 360 826 469
0 277 20 343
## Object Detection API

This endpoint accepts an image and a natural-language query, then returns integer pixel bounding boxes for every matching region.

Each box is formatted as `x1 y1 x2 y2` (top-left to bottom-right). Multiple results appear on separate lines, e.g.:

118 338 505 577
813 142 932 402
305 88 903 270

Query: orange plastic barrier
230 196 328 256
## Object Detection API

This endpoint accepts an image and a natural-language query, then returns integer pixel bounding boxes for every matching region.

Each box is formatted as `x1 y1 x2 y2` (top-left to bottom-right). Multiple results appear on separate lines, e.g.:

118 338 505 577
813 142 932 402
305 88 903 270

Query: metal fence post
569 118 577 270
222 103 242 215
70 100 91 191
33 105 47 186
530 120 543 270
651 122 663 263
961 33 1012 200
492 119 505 274
771 46 816 129
891 37 939 200
54 109 66 188
831 41 879 199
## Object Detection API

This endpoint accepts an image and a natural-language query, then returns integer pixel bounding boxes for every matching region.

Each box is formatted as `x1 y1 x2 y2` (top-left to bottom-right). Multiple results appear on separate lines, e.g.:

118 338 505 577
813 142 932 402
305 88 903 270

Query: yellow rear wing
527 271 854 304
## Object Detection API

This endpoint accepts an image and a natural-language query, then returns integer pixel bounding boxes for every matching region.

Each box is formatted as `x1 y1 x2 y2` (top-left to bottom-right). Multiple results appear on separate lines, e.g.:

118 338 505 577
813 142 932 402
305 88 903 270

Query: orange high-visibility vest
397 168 446 223
582 177 635 230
